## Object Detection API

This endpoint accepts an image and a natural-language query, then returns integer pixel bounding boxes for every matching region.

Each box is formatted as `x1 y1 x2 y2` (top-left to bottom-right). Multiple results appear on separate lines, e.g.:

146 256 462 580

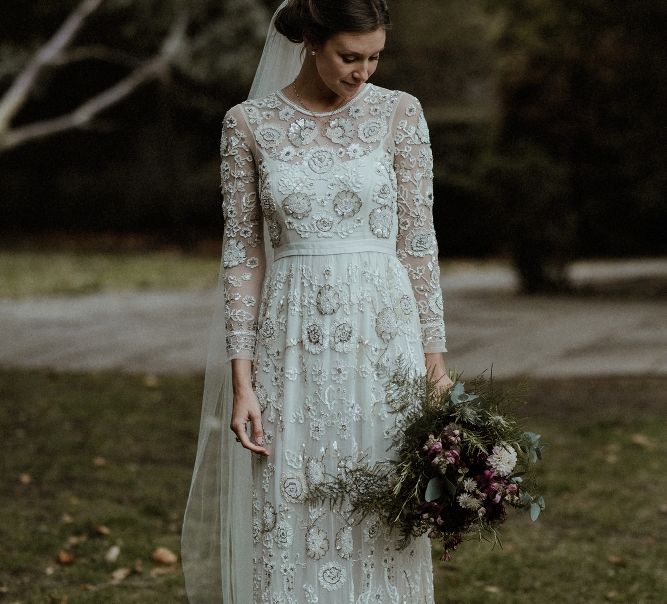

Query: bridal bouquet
303 356 546 561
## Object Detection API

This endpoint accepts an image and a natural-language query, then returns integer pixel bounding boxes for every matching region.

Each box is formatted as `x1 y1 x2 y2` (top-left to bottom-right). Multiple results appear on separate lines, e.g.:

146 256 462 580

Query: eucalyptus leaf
530 502 541 521
425 477 445 502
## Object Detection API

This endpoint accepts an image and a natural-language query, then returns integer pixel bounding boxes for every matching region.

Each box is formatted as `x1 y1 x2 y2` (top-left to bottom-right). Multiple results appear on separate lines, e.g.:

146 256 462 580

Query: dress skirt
249 250 436 603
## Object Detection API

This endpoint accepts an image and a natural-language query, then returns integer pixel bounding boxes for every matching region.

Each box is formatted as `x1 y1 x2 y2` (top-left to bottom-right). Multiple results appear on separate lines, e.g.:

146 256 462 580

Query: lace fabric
221 83 447 363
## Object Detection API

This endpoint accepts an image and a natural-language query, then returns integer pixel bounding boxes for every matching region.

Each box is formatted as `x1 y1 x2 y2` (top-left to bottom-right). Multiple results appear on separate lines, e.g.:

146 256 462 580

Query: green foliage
481 0 667 290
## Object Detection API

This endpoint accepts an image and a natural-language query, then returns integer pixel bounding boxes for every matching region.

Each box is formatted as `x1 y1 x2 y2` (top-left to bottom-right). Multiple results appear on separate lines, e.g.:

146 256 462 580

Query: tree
0 0 269 152
482 0 667 292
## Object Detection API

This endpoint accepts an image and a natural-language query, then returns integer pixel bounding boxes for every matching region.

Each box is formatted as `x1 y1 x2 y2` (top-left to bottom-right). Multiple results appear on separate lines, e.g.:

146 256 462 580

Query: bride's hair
275 0 391 45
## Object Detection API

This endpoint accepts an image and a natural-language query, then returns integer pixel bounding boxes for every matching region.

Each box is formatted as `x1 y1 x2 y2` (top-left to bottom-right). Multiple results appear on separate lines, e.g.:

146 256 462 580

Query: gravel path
2 260 665 378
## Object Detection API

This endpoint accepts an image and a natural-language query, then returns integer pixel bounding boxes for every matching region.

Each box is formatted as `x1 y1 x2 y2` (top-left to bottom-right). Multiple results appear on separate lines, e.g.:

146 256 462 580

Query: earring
311 50 316 55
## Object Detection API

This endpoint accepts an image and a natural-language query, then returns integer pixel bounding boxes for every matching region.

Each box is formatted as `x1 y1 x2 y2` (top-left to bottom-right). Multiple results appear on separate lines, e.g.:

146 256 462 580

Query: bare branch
0 59 162 151
0 13 189 151
0 0 105 131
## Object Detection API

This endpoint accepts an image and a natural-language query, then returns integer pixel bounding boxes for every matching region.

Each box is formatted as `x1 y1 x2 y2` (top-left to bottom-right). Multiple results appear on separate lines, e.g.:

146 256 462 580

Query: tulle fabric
180 1 299 602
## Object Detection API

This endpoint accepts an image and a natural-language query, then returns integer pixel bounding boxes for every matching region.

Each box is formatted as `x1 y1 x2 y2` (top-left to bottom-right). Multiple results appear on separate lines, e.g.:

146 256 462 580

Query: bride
181 1 453 601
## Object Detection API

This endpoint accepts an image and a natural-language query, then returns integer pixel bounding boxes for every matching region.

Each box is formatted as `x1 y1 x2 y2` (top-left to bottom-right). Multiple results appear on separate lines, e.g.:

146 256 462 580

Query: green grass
0 250 221 298
0 370 665 603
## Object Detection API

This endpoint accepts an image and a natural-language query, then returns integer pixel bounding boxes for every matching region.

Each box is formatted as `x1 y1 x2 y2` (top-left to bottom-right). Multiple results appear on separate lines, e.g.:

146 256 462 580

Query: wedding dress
219 82 448 603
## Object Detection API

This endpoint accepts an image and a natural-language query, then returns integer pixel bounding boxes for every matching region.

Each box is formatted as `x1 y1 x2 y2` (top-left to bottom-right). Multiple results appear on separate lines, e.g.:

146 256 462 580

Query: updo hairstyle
275 0 391 46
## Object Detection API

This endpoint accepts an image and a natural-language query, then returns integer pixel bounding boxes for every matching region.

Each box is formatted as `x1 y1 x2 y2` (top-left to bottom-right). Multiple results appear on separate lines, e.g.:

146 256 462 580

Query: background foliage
1 0 664 290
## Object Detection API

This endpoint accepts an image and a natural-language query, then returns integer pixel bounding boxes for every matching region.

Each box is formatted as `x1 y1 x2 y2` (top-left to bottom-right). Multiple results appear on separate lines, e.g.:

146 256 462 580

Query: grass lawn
0 370 665 603
0 248 512 299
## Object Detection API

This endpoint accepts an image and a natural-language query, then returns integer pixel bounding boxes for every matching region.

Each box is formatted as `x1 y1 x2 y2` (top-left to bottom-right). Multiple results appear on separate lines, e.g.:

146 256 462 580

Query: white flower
369 206 392 239
463 478 478 493
279 146 297 162
280 473 306 502
283 192 313 219
348 105 364 119
346 143 364 159
302 318 328 354
279 106 295 121
255 124 285 149
288 118 317 146
325 118 355 145
305 526 329 560
316 284 341 315
318 561 346 591
274 520 294 548
307 148 335 174
405 229 435 257
457 493 482 510
487 443 518 477
358 119 387 143
333 190 362 217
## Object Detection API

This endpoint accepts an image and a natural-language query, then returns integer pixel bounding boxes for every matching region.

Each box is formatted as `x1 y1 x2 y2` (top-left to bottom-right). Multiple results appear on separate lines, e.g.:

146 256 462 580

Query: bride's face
312 28 386 98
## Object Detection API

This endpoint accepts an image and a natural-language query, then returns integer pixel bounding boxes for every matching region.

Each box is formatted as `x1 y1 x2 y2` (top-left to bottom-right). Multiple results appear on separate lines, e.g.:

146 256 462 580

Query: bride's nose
353 63 369 82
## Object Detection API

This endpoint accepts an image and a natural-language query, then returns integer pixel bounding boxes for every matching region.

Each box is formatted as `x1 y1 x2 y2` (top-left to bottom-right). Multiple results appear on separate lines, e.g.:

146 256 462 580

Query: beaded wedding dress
220 82 447 603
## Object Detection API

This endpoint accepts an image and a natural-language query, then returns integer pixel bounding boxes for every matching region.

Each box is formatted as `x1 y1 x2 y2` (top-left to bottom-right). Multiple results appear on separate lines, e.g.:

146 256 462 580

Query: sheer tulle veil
180 1 303 602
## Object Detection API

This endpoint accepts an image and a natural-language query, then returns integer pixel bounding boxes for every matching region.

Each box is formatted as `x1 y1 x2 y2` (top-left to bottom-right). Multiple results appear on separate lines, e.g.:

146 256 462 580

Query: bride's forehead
327 29 386 53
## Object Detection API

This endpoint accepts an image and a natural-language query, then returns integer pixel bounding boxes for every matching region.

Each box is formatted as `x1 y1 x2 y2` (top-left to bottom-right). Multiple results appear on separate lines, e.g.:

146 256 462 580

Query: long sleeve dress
220 82 447 604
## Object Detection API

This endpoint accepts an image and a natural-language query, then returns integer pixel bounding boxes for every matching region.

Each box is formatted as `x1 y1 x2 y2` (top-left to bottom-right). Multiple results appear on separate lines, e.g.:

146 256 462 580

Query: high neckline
276 83 371 117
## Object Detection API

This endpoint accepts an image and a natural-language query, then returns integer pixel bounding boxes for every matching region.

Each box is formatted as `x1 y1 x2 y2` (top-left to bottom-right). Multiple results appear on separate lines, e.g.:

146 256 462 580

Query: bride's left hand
425 352 454 397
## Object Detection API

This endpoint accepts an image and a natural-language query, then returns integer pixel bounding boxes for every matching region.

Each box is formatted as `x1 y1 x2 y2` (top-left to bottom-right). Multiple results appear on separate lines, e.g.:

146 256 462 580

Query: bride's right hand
230 386 270 457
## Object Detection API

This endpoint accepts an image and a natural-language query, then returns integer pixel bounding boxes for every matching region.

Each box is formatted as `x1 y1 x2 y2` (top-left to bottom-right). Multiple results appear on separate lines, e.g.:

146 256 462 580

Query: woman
181 1 453 602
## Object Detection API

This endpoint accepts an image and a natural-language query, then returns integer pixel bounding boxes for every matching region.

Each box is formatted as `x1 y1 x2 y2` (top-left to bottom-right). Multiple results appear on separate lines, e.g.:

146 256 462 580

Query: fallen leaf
67 534 87 546
56 550 74 565
658 503 667 515
105 545 121 563
605 591 618 600
61 513 74 524
484 585 501 593
111 567 131 584
95 525 111 536
93 456 107 466
19 473 32 485
133 559 144 573
607 554 626 566
45 565 56 575
151 546 178 565
630 433 657 450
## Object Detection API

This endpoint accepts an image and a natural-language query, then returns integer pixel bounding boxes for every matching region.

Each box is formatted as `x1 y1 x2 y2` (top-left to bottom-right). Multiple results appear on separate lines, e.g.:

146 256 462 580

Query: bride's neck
292 57 345 111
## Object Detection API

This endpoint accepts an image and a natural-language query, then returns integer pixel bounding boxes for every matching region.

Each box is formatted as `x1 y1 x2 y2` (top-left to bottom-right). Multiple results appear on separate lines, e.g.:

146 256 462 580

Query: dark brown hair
275 0 391 46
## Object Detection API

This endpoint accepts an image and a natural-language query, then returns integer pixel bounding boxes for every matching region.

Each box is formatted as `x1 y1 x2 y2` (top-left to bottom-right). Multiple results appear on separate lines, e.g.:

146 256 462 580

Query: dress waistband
272 239 396 261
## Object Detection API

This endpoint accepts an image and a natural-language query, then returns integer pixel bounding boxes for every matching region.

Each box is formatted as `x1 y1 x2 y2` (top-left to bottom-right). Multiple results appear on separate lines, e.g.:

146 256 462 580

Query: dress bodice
219 83 447 359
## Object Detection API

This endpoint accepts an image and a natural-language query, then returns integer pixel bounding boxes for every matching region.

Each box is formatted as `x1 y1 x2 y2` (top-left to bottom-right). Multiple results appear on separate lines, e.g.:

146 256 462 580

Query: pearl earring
311 50 316 55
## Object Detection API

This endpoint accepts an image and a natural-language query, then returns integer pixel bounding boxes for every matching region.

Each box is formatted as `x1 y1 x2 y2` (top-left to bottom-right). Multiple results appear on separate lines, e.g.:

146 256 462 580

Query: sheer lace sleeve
220 104 266 361
392 93 447 353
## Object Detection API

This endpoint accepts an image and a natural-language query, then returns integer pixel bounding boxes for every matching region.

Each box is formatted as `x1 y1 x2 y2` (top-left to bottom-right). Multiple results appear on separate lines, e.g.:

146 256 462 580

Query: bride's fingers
250 412 269 456
231 415 269 457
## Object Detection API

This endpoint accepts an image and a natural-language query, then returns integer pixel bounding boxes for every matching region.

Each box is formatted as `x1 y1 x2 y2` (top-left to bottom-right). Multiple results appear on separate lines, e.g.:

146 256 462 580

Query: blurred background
1 1 665 602
2 0 664 290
